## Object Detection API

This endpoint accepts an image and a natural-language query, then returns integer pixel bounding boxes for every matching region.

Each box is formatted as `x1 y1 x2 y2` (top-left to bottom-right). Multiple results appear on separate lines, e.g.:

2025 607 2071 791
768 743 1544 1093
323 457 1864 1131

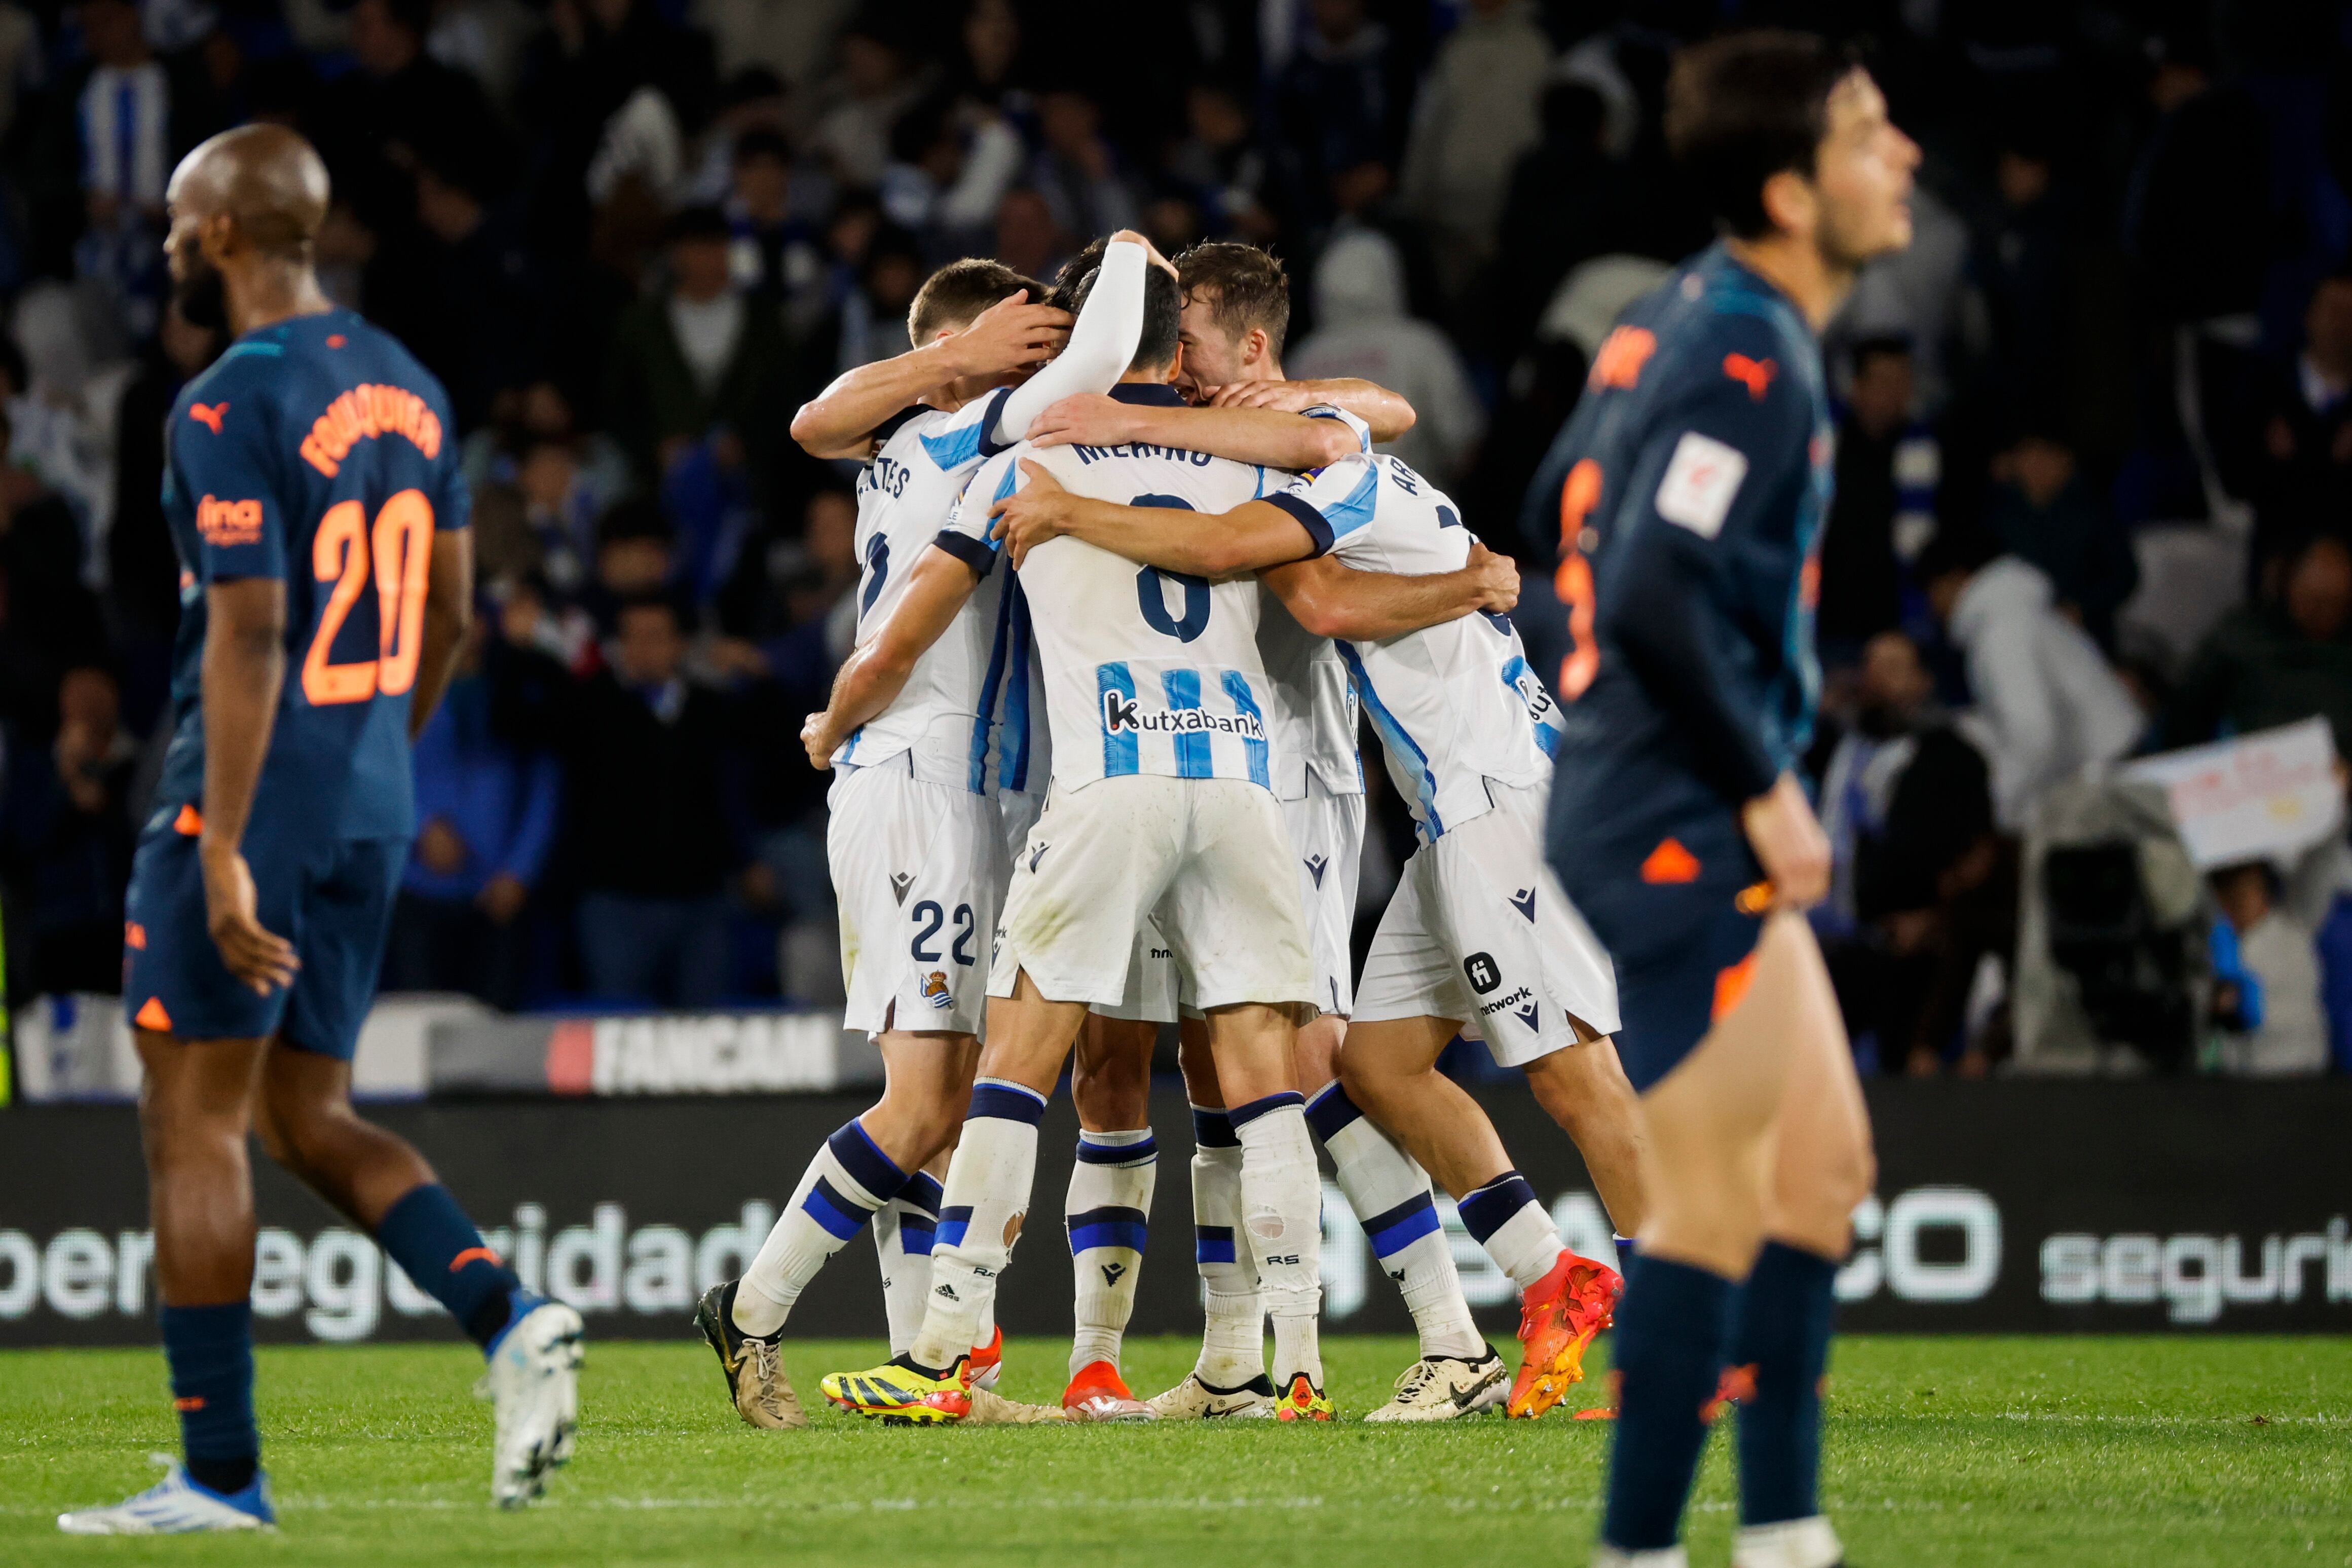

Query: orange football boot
1271 1373 1335 1422
1507 1249 1623 1418
967 1326 1004 1392
1063 1360 1153 1422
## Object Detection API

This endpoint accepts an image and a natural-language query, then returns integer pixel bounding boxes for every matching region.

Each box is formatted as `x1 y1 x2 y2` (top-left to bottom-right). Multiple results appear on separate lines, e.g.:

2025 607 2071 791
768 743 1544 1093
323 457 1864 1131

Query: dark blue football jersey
1538 243 1833 871
152 309 469 846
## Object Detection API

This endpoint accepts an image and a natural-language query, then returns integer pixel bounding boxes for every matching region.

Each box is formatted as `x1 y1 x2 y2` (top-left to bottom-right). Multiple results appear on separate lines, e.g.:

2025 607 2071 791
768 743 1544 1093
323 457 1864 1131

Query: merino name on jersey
941 385 1295 794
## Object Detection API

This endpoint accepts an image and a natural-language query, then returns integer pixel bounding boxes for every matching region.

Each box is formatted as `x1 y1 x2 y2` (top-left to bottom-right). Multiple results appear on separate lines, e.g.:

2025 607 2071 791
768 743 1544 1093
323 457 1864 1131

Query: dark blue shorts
1557 814 1765 1095
123 814 407 1060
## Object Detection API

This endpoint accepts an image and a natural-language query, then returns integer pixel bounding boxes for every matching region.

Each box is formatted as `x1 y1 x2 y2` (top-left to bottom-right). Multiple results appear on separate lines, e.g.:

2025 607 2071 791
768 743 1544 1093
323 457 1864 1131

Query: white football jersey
1254 405 1371 801
832 388 1020 790
1266 452 1564 840
945 388 1290 794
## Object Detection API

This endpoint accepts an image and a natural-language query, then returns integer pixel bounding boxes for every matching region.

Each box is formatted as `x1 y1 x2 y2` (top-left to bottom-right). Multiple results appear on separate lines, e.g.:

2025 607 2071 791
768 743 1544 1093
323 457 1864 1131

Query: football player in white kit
1015 244 1545 1421
1017 245 1518 1421
694 241 1154 1429
823 241 1357 1424
992 443 1651 1422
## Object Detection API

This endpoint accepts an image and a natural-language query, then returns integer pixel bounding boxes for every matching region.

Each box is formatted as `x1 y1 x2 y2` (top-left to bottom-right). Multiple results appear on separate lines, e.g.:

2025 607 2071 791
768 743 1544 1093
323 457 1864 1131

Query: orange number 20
301 489 435 706
1552 459 1602 700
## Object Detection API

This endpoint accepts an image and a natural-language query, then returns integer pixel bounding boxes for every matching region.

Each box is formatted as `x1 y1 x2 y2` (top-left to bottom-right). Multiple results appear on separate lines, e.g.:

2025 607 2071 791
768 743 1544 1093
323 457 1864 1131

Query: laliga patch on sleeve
1654 431 1748 539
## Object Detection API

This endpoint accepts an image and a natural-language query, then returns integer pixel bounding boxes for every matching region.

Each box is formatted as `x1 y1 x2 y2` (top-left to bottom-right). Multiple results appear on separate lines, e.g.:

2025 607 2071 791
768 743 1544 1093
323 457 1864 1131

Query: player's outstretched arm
990 233 1165 445
801 546 982 768
1026 394 1361 472
198 578 300 994
988 459 1315 577
1208 378 1417 443
1261 541 1519 642
790 290 1072 460
408 528 475 741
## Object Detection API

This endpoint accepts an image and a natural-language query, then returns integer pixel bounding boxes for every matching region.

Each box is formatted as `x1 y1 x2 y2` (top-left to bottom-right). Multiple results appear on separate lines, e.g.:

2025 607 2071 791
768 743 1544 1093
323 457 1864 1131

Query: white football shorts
1353 779 1621 1067
828 756 998 1037
990 775 1317 1014
1285 774 1364 1019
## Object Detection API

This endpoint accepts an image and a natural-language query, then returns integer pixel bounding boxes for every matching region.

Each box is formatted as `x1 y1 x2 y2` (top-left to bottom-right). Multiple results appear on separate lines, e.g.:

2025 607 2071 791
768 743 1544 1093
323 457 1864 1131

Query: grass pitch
4 1334 2347 1566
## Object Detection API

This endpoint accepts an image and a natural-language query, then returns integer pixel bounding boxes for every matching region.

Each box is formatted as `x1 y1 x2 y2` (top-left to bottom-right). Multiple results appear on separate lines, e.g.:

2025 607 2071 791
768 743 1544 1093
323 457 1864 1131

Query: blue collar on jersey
1107 382 1188 407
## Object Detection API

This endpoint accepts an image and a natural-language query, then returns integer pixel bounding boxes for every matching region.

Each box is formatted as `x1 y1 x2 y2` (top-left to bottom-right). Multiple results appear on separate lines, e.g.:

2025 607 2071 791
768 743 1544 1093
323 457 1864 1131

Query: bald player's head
165 125 330 330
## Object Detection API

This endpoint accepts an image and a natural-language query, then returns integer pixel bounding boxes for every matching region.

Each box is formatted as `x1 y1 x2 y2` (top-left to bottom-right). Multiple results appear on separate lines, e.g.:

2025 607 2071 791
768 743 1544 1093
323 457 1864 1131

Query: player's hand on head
989 459 1067 569
1740 772 1832 911
1027 393 1134 450
197 844 298 995
1464 542 1519 614
1108 230 1180 280
952 290 1072 376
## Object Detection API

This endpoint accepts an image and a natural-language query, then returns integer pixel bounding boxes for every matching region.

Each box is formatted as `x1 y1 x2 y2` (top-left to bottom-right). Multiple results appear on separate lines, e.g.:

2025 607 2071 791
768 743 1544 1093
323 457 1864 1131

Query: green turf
4 1335 2348 1565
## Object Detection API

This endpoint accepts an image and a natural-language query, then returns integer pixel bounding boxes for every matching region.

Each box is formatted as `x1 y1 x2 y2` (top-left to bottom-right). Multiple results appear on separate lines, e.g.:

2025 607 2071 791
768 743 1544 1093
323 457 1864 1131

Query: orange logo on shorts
135 997 173 1032
1710 952 1760 1022
1639 838 1701 884
174 804 203 835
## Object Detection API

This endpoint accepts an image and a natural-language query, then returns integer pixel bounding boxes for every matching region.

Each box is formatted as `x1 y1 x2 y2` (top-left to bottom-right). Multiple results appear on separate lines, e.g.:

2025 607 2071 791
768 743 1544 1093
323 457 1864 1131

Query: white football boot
1144 1369 1277 1419
58 1457 275 1534
479 1299 584 1508
1362 1350 1510 1423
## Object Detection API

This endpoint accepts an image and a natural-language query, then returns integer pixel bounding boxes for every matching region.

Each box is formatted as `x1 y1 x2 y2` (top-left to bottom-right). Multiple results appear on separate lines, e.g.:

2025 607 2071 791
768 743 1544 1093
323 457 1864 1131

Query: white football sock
1188 1108 1264 1387
910 1079 1043 1371
1459 1171 1565 1295
1233 1093 1323 1391
1732 1516 1842 1568
872 1169 944 1357
1066 1128 1155 1377
736 1118 911 1337
1307 1081 1483 1362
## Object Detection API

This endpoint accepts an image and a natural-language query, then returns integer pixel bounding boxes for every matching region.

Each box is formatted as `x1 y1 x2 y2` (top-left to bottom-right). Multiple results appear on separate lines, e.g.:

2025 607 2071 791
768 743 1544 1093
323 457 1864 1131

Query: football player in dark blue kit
58 126 580 1536
1534 34 1918 1568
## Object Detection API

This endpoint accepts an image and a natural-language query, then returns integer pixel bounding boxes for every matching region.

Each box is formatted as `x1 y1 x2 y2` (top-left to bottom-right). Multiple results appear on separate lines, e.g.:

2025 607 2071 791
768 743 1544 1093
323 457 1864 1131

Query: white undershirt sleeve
991 238 1147 444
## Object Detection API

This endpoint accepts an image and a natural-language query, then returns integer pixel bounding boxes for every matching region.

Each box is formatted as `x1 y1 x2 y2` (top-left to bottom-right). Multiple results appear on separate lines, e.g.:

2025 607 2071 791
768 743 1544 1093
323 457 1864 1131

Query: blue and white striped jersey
1267 452 1562 840
942 384 1297 795
831 388 1020 790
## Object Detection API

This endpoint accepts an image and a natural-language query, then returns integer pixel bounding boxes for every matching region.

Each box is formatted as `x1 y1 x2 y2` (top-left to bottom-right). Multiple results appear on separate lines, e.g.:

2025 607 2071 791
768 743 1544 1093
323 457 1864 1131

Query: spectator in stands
73 0 173 340
1165 81 1276 245
2209 861 2328 1076
2250 272 2352 550
0 665 136 997
603 204 788 484
409 149 543 432
724 128 816 296
1811 631 2001 1074
107 301 220 726
992 186 1070 287
0 407 107 731
1493 81 1636 353
1969 126 2068 422
2168 532 2352 760
810 14 924 188
1983 429 2137 652
1397 0 1550 304
1920 528 2144 832
1028 90 1141 246
1267 0 1410 232
383 620 562 1010
563 593 752 1006
1290 230 1481 487
1818 338 1937 659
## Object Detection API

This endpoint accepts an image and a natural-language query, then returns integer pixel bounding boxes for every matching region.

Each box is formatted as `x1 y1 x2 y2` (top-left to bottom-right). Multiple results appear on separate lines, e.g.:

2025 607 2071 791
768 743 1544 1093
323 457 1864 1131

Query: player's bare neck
226 260 335 338
1723 234 1854 335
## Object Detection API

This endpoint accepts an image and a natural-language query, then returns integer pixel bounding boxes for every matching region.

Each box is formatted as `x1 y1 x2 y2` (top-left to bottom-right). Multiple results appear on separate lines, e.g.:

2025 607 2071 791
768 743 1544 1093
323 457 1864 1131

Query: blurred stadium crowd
0 0 2348 1074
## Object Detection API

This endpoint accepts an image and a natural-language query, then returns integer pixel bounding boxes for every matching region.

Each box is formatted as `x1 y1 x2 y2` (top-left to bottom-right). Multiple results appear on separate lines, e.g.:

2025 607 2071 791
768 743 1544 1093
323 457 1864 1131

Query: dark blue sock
1729 1240 1840 1526
1600 1253 1735 1552
376 1184 523 1352
161 1302 257 1496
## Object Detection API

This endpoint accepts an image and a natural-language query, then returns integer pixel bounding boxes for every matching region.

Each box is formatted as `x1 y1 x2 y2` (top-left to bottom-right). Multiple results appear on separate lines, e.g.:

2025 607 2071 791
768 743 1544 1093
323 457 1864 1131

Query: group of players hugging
65 23 1917 1568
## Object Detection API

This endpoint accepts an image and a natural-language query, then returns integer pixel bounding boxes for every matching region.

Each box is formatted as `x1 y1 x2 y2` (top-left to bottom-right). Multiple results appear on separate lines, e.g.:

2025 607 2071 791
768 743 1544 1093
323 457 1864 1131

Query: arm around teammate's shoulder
1264 542 1519 642
986 458 1317 577
800 544 982 768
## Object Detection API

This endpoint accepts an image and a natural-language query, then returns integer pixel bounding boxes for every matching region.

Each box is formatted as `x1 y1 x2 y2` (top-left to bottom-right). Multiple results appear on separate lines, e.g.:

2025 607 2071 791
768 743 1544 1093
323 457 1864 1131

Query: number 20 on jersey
302 489 435 707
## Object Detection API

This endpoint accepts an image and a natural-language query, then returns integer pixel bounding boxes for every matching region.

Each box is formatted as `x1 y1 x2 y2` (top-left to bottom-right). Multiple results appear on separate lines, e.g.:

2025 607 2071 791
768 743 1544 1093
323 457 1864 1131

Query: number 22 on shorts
303 489 434 706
